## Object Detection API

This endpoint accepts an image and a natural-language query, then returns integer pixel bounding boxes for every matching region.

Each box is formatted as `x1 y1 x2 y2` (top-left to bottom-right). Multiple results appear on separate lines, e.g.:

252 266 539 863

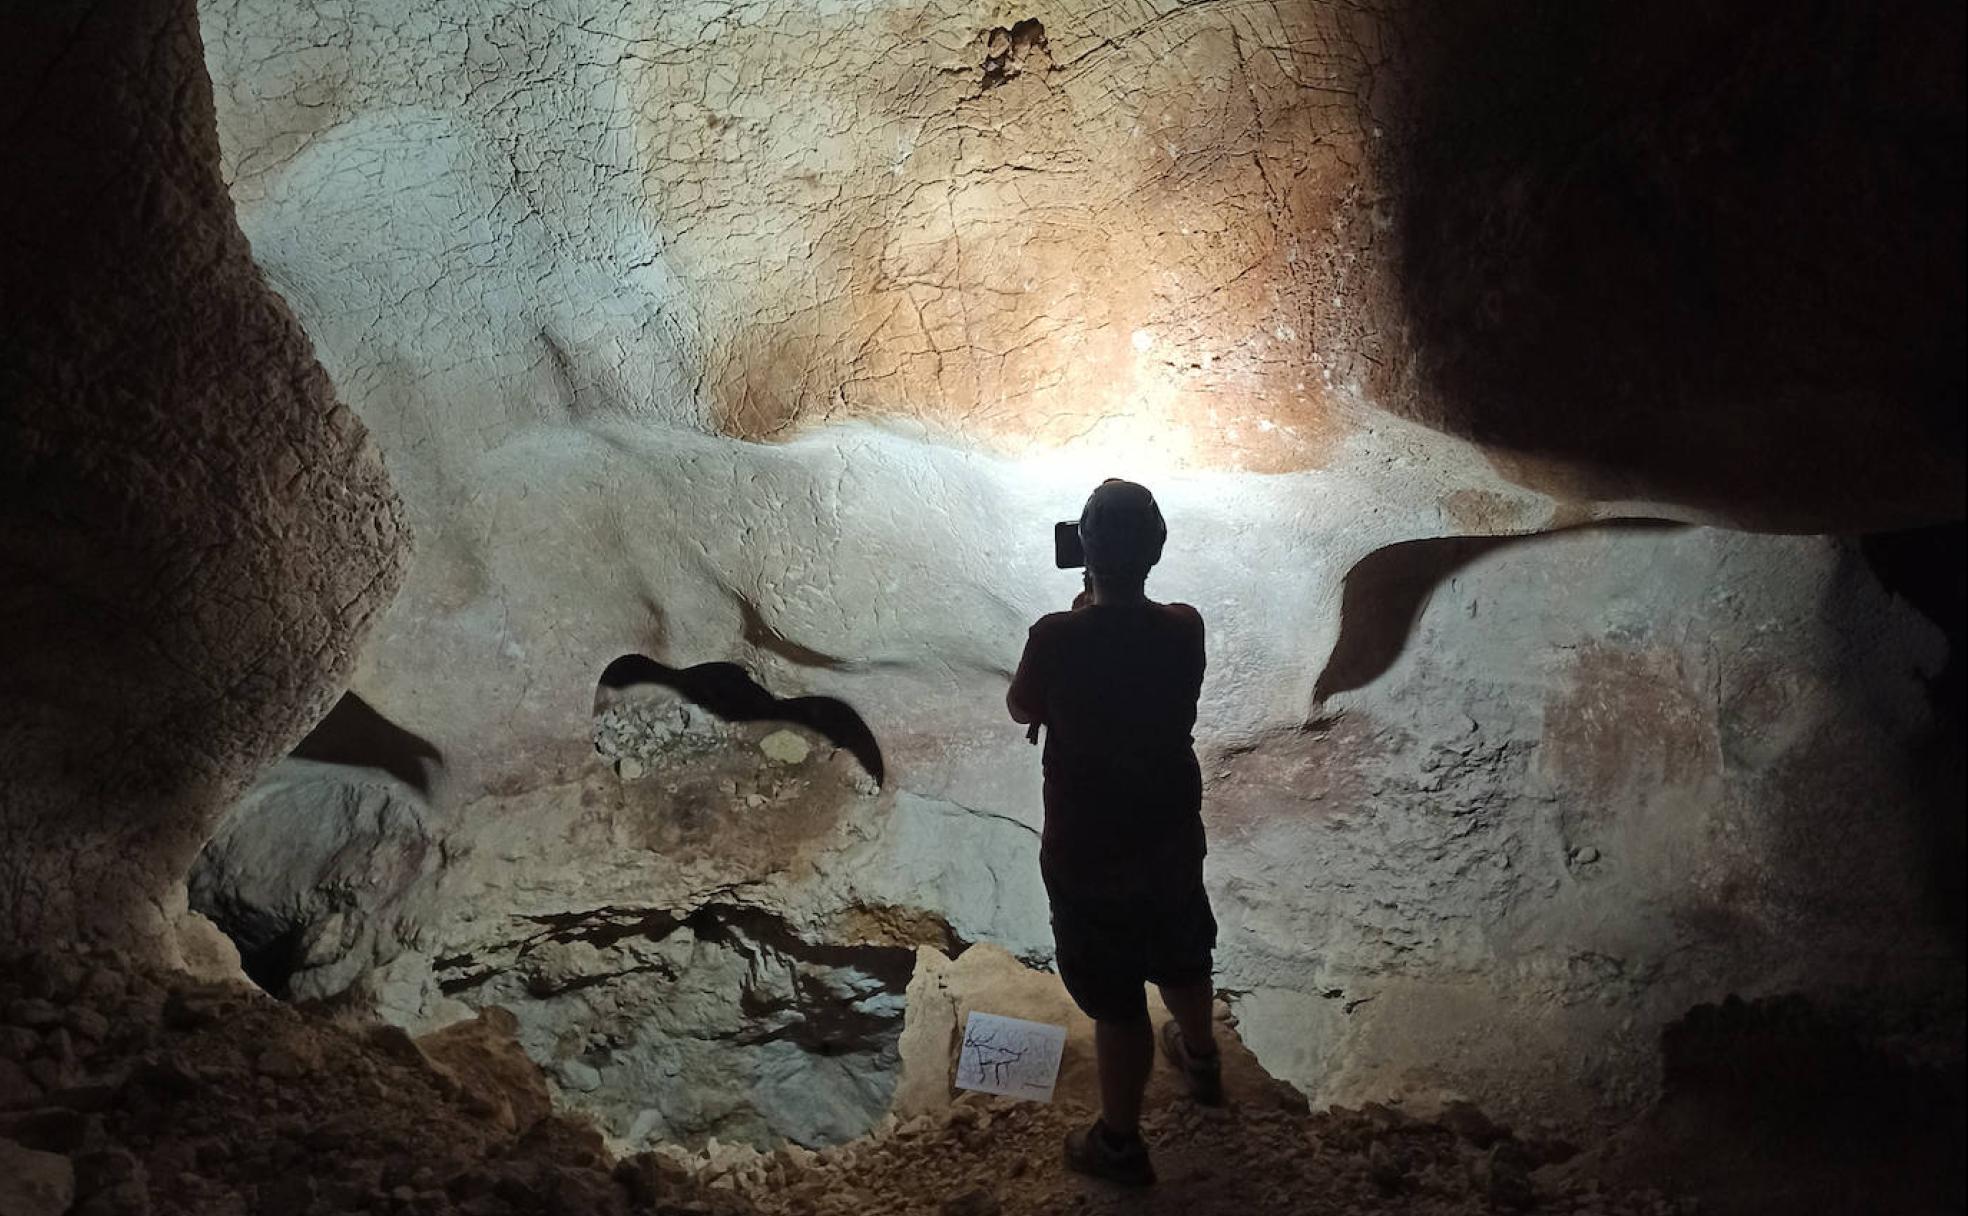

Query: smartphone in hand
1053 520 1085 569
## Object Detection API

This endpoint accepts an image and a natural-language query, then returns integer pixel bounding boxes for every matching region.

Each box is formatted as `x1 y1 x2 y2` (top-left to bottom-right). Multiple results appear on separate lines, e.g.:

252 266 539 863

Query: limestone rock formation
416 1007 556 1135
440 901 913 1149
175 0 1961 1149
0 948 755 1216
8 945 1790 1216
189 759 439 998
0 0 407 963
1212 525 1954 1121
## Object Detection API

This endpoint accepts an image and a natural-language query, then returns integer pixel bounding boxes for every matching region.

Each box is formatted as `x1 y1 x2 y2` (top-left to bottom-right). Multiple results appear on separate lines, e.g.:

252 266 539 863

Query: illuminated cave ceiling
167 0 1965 1148
205 0 1963 515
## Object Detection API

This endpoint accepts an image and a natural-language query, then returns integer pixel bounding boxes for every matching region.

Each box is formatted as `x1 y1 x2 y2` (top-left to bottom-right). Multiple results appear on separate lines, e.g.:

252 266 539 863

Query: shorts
1043 863 1217 1024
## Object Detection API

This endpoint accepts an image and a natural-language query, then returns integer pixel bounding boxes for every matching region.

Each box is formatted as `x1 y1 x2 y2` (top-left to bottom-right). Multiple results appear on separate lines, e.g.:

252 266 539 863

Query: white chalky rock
759 731 811 766
557 1059 603 1092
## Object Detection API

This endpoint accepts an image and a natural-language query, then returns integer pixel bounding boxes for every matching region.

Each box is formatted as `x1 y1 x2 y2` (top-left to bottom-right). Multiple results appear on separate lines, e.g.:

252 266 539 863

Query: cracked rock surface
0 0 407 963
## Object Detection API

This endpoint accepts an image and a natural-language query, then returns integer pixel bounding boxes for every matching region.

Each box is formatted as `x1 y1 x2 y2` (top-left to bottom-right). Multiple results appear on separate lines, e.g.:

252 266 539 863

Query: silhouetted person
1006 479 1221 1187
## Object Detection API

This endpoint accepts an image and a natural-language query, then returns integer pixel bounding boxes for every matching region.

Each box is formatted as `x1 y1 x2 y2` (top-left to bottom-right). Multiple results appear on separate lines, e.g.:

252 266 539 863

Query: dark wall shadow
1860 522 1966 956
1617 992 1968 1215
290 690 444 796
1389 0 1965 525
1313 522 1684 703
1314 534 1524 703
598 654 885 787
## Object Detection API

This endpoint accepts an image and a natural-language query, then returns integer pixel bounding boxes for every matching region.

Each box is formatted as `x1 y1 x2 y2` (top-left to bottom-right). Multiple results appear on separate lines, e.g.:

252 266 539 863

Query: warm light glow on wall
1056 410 1196 483
1054 323 1197 478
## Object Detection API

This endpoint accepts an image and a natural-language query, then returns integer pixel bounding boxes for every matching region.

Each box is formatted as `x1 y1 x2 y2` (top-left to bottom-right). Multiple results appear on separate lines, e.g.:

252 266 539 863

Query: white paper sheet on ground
954 1011 1069 1103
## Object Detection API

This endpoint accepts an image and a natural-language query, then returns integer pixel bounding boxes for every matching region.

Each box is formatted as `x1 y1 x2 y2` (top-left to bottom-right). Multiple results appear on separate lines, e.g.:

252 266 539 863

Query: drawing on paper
954 1010 1069 1103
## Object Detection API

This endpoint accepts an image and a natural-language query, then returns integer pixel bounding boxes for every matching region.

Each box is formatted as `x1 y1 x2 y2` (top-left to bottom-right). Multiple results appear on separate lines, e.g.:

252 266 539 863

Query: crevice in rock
290 690 445 797
980 19 1049 89
236 920 309 997
735 595 849 671
596 654 884 786
1860 525 1967 955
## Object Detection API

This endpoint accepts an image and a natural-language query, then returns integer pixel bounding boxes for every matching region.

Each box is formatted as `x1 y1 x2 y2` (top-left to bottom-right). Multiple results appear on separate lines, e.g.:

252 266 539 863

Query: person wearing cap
1005 479 1222 1187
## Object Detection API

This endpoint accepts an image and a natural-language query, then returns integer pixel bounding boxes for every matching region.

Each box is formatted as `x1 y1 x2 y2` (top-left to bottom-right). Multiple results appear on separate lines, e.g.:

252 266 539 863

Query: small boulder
1438 1099 1508 1148
0 1057 41 1108
0 1137 75 1216
416 1007 552 1135
759 730 811 765
555 1059 603 1093
64 1007 111 1042
1480 1141 1537 1211
74 1146 144 1196
941 1189 1001 1216
0 1026 39 1061
37 1083 118 1113
255 1044 313 1080
160 988 226 1030
11 1105 100 1153
6 999 62 1030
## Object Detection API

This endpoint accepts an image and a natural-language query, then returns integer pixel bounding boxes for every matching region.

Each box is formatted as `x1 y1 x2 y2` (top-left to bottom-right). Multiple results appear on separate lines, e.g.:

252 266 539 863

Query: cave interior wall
0 0 1959 1156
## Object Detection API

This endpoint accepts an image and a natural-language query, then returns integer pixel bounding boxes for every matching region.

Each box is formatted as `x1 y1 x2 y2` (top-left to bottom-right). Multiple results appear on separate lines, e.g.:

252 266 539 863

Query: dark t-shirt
1008 600 1207 889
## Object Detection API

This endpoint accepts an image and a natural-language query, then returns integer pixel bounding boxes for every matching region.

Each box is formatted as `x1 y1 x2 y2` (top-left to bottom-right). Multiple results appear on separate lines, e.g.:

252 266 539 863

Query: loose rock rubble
0 950 748 1216
24 945 1959 1216
0 946 1711 1216
593 696 736 775
683 1090 1696 1216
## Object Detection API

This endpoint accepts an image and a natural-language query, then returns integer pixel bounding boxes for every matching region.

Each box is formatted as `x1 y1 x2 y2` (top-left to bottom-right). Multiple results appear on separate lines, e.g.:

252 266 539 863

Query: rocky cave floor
2 950 1961 1216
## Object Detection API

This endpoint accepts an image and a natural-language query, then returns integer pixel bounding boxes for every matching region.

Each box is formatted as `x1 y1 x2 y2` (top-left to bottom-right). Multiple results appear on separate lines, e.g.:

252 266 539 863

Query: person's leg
1151 879 1224 1103
1046 861 1157 1182
1154 980 1224 1105
1155 980 1218 1059
1094 1012 1156 1137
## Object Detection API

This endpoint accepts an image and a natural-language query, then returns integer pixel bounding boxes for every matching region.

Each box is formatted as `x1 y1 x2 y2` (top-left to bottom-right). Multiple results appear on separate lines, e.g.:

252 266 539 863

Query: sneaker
1160 1020 1225 1105
1063 1118 1155 1186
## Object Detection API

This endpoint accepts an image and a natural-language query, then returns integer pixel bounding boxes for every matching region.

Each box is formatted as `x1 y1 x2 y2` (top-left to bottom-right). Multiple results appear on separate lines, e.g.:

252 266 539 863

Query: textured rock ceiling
204 0 1963 518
